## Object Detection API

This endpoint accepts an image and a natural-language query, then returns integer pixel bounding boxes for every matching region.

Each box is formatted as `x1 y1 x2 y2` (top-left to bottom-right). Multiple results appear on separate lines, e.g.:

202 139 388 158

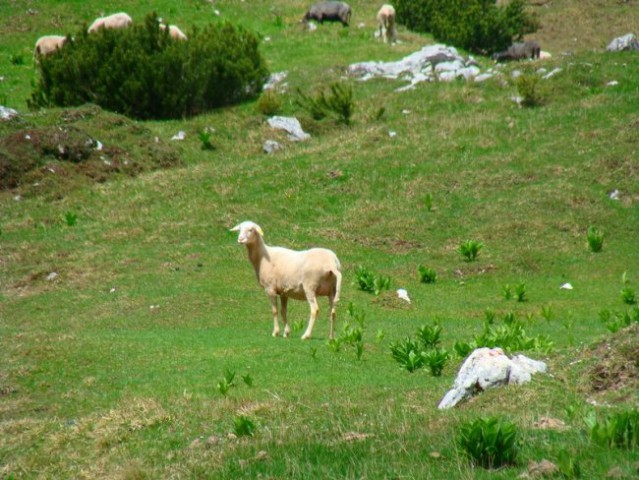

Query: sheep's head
230 221 264 245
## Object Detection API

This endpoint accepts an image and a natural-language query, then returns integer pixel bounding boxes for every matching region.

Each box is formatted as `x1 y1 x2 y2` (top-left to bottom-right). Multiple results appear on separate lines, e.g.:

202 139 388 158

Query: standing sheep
303 1 352 27
376 4 396 44
230 221 342 340
34 35 67 58
88 12 133 33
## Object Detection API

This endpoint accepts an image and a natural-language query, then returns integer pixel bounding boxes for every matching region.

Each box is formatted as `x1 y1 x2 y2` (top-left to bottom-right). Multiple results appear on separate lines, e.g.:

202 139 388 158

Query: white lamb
230 221 342 340
376 4 396 44
34 35 67 58
88 12 133 33
160 24 188 41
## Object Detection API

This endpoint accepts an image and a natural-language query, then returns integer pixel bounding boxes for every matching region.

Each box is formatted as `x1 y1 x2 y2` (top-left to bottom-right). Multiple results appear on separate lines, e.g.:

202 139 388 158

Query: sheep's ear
255 226 264 236
230 224 241 232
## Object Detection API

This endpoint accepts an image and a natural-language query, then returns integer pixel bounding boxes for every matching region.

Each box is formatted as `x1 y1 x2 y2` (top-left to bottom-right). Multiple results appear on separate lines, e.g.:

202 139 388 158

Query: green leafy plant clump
454 312 553 356
390 322 449 375
586 410 639 450
418 265 437 284
459 239 484 262
30 13 269 120
355 266 391 295
458 417 520 469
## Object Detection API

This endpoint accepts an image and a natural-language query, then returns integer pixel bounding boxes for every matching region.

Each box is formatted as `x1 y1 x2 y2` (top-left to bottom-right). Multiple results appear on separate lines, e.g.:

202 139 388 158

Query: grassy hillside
2 1 639 478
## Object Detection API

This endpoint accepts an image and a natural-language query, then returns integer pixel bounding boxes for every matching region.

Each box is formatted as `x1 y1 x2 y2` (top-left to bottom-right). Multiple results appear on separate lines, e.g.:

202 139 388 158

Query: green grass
2 0 639 478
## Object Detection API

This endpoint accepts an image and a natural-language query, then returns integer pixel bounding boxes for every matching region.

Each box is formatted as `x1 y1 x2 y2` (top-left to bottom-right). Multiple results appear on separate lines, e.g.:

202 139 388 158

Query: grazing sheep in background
376 4 396 44
303 1 352 27
230 221 342 340
88 12 133 33
160 24 188 41
492 40 541 62
34 35 67 58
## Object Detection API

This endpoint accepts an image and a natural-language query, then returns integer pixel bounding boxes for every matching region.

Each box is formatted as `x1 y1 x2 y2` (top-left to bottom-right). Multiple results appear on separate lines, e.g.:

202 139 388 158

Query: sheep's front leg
269 295 280 337
281 296 291 338
301 293 319 340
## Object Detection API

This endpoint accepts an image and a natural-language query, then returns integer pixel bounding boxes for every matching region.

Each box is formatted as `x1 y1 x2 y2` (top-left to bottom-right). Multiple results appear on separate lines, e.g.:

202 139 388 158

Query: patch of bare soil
588 324 639 396
0 104 181 198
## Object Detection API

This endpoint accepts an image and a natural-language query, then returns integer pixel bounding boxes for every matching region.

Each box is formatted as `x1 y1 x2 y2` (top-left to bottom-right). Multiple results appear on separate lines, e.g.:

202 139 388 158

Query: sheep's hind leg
269 295 280 337
328 295 337 340
301 293 319 340
281 296 291 338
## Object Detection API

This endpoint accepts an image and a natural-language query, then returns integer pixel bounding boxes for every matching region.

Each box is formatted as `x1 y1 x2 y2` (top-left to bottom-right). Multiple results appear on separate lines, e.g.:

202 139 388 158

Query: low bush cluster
30 13 269 120
395 0 538 54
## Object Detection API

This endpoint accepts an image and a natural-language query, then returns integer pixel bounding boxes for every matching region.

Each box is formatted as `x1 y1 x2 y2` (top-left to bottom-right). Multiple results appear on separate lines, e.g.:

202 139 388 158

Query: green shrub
30 13 269 120
257 89 283 116
458 417 519 469
296 81 355 125
515 73 543 107
395 0 538 54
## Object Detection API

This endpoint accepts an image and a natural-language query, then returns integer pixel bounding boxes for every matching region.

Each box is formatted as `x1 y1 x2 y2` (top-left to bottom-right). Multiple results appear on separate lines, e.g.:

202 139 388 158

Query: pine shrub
296 81 355 125
30 13 269 120
395 0 538 54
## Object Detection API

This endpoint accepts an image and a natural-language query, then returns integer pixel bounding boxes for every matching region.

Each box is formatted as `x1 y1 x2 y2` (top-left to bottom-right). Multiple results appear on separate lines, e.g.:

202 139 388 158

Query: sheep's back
265 246 340 296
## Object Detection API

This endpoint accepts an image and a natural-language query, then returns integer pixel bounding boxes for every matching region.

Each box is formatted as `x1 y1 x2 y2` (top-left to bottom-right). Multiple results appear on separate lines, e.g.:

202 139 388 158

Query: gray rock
542 67 562 79
0 105 18 121
263 140 283 154
606 33 639 52
349 44 482 89
264 71 288 91
267 116 310 141
474 73 495 83
437 347 547 409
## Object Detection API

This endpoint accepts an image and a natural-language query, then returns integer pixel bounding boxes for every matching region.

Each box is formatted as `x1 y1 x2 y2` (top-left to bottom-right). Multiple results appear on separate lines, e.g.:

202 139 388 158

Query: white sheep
230 221 342 340
88 12 133 33
160 24 188 41
34 35 67 58
376 4 396 44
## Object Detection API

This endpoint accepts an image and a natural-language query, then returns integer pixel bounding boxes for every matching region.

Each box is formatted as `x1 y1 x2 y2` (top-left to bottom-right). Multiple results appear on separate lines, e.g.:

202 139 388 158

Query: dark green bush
30 13 269 120
395 0 538 54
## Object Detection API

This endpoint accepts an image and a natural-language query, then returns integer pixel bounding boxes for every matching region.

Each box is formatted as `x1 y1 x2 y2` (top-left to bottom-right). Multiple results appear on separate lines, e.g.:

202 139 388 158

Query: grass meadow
2 0 639 478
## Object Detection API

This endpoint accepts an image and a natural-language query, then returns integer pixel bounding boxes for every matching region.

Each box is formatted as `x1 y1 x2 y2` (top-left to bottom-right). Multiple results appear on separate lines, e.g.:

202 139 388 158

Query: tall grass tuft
587 226 605 253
